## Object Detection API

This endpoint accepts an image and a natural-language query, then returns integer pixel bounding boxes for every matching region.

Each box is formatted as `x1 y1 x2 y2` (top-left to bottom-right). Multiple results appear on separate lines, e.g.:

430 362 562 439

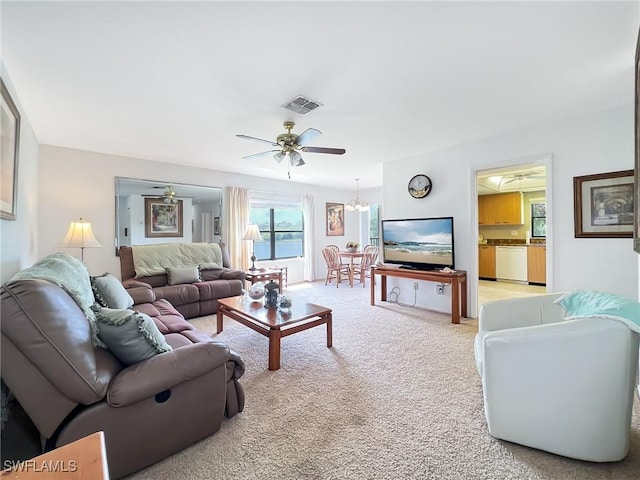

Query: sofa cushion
91 273 134 309
93 307 173 365
166 265 202 285
555 290 640 331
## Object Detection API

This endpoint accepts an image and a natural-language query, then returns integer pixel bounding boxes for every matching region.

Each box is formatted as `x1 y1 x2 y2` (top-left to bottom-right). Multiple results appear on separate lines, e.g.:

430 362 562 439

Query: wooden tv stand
370 266 467 324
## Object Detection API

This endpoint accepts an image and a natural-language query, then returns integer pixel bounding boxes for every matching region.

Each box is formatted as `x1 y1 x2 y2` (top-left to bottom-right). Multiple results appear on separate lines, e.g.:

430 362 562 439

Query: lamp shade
242 224 263 242
61 218 102 248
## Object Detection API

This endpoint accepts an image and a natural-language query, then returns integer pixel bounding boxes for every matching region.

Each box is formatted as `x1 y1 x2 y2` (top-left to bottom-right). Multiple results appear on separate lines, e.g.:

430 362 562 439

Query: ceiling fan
500 172 545 184
236 121 346 167
141 185 179 204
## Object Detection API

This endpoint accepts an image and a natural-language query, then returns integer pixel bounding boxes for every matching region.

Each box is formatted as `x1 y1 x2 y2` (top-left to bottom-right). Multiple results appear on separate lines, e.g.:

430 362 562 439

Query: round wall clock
408 174 432 199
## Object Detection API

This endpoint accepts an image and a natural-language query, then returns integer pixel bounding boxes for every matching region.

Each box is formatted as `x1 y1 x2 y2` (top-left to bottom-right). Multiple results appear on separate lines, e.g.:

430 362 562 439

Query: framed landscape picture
1 79 20 220
326 202 344 236
573 170 634 238
145 198 184 237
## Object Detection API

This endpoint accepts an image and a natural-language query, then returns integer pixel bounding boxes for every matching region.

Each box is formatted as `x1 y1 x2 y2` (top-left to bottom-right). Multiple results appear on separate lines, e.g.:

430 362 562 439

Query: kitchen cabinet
478 245 496 279
478 192 523 225
527 246 546 284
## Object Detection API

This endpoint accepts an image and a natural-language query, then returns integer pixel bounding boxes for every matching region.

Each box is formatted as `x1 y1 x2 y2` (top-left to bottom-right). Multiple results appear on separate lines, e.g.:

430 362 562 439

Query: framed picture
145 198 184 237
573 170 634 238
213 216 221 235
634 28 640 253
326 202 344 236
1 79 21 221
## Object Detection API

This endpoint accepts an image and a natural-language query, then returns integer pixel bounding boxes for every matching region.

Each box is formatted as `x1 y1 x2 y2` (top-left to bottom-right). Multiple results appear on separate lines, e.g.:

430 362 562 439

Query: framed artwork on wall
145 198 184 237
326 202 344 236
1 79 21 221
634 28 640 253
573 170 634 238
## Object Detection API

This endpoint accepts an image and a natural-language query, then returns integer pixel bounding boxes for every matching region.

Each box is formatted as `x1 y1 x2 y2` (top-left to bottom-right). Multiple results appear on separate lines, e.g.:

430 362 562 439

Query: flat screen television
381 216 455 271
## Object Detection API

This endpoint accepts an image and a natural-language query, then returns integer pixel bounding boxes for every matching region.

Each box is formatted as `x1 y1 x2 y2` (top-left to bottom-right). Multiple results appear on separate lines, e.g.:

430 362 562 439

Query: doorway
474 156 553 308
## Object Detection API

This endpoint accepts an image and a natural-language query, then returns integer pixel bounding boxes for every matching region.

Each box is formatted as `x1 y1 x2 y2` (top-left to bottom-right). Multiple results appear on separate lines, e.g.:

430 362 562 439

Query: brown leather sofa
1 277 245 479
119 243 245 319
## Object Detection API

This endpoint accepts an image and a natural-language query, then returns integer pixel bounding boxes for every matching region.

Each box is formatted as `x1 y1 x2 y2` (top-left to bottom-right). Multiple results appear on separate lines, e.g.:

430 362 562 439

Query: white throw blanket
132 243 223 278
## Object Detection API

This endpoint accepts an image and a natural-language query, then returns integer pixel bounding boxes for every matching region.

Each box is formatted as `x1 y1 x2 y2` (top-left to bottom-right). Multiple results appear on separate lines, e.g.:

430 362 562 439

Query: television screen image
381 217 455 271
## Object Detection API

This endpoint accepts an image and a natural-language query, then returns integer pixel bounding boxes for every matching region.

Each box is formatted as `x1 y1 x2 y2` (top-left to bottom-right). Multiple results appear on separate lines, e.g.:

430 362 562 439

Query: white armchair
475 293 639 462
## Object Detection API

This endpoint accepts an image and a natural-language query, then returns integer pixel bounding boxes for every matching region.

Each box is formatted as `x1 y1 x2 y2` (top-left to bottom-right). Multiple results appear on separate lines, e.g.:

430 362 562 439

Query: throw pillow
93 307 173 365
91 273 134 309
554 290 640 332
166 265 202 285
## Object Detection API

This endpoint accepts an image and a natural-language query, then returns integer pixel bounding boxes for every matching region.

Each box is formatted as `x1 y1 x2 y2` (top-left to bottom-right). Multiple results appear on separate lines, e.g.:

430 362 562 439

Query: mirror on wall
115 177 223 255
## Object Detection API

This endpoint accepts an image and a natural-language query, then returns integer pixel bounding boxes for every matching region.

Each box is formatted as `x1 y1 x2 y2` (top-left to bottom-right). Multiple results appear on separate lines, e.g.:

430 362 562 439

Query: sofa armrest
122 279 151 289
478 293 565 332
107 341 230 407
220 269 246 281
126 286 156 305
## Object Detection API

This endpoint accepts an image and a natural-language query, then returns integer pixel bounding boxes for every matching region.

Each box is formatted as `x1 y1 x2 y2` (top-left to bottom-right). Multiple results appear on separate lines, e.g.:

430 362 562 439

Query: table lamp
242 224 263 271
60 217 102 262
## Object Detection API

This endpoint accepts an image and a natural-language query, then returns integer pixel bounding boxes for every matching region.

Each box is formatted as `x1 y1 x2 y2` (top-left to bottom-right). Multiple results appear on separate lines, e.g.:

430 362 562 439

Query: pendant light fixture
345 178 369 212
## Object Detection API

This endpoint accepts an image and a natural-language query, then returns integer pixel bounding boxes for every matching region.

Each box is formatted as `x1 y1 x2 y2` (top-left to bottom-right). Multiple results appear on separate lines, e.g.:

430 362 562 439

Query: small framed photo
573 170 634 238
1 79 21 221
326 202 344 236
145 198 184 237
213 216 221 235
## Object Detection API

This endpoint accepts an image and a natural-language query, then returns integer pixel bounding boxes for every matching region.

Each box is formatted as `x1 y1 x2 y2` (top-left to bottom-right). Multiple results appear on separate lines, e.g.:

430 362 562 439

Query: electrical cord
386 286 417 307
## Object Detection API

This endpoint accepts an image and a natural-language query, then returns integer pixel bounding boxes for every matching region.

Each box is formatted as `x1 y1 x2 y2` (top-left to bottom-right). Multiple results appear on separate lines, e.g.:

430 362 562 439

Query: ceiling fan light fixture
274 151 286 163
289 151 305 166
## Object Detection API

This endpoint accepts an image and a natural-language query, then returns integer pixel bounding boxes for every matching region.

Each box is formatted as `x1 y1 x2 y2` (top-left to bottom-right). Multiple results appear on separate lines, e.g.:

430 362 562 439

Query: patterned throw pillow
93 307 172 365
91 273 134 309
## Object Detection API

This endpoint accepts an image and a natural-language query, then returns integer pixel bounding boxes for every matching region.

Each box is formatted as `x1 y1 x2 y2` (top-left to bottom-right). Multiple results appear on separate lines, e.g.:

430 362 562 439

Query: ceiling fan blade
242 150 281 160
294 128 322 146
503 178 519 184
302 146 346 155
236 134 278 147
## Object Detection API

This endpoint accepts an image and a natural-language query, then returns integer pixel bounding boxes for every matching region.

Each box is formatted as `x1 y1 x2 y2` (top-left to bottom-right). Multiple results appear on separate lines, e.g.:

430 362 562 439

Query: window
531 202 546 237
250 207 304 260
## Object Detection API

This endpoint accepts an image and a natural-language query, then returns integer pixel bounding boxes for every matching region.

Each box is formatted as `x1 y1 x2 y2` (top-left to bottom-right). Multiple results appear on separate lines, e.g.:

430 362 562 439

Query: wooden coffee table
216 296 332 371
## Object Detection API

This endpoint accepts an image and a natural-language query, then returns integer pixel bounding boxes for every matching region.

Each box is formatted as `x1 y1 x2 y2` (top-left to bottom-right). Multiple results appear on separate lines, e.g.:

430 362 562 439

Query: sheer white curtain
303 194 315 281
223 186 251 270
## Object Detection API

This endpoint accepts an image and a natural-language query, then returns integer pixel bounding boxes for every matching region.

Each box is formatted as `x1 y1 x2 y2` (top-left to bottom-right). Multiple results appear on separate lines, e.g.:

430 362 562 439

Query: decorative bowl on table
248 282 265 300
278 295 293 310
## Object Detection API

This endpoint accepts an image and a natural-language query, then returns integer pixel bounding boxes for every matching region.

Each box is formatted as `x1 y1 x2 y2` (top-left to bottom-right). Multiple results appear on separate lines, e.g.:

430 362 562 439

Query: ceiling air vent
282 95 323 115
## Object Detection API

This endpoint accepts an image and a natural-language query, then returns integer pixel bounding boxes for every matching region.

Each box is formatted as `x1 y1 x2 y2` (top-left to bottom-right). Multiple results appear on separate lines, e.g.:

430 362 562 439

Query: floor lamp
242 224 263 271
60 218 102 262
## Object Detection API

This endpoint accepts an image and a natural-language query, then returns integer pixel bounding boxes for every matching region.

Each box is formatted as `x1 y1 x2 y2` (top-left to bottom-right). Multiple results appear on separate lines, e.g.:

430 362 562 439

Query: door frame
468 153 554 316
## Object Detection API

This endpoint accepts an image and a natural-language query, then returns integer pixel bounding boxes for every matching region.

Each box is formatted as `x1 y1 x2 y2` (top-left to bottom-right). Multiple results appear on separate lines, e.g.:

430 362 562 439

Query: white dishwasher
495 246 528 282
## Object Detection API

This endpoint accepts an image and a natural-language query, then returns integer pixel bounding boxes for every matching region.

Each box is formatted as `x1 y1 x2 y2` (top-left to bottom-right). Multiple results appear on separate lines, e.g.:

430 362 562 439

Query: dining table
337 251 365 287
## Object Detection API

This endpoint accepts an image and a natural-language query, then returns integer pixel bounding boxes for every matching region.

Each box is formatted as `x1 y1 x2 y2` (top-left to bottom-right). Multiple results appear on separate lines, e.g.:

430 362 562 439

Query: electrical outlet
511 230 518 236
413 282 418 290
435 284 444 295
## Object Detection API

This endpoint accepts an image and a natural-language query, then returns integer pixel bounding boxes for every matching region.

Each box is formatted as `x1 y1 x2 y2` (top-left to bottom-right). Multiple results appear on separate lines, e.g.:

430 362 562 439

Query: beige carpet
126 281 640 480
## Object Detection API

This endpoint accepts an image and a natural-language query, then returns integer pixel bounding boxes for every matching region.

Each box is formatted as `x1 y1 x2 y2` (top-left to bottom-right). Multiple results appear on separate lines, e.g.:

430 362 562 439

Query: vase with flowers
345 241 360 253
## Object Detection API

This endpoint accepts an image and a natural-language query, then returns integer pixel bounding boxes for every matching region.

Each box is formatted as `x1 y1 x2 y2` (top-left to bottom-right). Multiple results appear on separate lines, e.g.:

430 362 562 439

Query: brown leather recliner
1 278 245 479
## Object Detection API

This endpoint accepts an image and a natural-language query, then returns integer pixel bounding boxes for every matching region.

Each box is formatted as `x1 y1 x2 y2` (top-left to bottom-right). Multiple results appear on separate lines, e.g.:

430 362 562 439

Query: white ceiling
2 1 638 190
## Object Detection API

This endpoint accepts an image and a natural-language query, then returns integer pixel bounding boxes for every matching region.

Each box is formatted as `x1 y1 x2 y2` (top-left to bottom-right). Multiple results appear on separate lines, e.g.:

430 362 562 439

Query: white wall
0 66 39 283
35 145 381 283
383 105 638 317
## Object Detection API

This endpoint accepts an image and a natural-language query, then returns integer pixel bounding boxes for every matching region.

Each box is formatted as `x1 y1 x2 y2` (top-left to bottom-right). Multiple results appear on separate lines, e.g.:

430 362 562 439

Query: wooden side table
1 431 109 479
244 269 284 293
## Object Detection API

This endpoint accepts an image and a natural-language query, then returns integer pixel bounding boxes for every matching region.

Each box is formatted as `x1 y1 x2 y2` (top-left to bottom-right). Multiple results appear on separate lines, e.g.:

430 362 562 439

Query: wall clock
408 174 432 199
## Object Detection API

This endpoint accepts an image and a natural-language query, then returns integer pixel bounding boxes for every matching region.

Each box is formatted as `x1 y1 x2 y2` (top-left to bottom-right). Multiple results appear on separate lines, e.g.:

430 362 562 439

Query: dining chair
327 244 346 265
353 245 379 287
322 246 350 287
